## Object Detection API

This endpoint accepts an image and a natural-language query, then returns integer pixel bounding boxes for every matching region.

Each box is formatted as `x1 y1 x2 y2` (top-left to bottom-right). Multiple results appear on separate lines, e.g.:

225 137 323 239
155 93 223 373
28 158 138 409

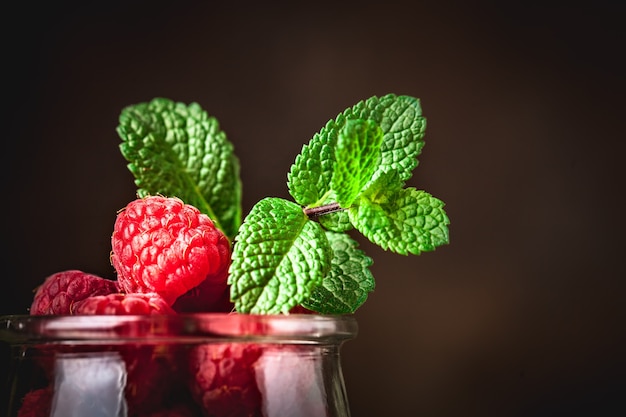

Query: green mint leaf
372 94 426 184
228 197 332 314
332 119 383 208
287 126 335 207
302 231 375 314
318 160 399 233
116 98 242 239
287 94 425 207
318 209 353 232
349 171 450 255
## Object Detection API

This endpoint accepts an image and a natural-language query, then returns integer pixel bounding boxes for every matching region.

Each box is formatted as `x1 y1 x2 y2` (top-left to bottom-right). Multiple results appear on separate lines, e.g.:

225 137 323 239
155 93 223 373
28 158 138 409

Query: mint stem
304 202 345 219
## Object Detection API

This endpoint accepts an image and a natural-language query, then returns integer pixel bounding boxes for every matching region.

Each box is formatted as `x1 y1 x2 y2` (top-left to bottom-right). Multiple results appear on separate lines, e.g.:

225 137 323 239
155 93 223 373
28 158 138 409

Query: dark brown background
2 1 624 416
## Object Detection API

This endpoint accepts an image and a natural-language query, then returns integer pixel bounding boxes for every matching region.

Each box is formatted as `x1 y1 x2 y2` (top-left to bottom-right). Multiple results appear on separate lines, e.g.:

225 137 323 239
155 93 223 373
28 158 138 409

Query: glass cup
0 313 357 417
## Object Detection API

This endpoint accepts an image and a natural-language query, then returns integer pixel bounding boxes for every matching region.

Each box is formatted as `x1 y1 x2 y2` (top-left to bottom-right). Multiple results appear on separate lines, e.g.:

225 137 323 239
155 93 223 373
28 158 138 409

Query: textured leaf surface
318 209 353 232
350 172 450 255
303 231 375 314
116 98 241 239
228 198 332 314
373 94 426 184
287 136 334 208
332 119 383 207
287 94 426 207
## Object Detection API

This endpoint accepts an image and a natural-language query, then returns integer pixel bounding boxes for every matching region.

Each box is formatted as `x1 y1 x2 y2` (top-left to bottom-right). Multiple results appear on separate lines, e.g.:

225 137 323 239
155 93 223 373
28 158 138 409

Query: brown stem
304 202 345 219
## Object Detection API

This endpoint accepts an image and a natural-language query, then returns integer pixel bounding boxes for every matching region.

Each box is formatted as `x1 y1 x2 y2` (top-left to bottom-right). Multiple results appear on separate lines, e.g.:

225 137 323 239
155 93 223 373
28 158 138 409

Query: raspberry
188 343 264 417
288 305 316 314
30 270 118 315
17 387 53 417
172 269 233 313
111 196 231 306
71 292 176 315
16 387 52 417
121 345 190 415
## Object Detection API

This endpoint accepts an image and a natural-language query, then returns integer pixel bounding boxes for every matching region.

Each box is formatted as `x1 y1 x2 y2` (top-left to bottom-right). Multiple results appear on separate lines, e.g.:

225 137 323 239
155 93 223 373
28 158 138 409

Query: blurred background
2 1 624 416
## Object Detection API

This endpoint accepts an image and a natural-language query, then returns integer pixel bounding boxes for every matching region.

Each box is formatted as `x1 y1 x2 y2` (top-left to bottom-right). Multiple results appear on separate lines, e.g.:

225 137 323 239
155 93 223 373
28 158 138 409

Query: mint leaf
228 197 332 314
318 209 353 232
302 231 375 314
372 94 426 184
287 94 425 207
349 171 450 255
332 119 383 208
287 130 335 208
116 98 242 239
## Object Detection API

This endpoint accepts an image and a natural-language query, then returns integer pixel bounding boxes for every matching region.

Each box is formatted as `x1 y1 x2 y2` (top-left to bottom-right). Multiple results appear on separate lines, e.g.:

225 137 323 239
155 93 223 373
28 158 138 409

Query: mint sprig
117 94 449 315
229 94 449 314
116 98 242 240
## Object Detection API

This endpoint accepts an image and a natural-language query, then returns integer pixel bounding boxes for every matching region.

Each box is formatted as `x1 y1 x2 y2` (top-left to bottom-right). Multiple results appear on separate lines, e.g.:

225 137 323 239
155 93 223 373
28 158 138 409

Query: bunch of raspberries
31 195 232 316
20 196 274 417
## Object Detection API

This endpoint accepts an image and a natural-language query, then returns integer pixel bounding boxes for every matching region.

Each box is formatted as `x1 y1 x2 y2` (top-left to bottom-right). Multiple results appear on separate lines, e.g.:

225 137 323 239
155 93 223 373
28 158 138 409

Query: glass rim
0 313 358 345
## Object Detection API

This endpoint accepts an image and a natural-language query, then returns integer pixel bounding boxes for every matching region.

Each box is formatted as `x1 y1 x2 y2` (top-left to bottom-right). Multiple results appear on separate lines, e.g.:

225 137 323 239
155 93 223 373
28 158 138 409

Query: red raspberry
16 387 52 417
121 345 190 416
30 270 118 315
288 305 316 314
111 196 231 306
172 270 233 313
188 343 264 417
71 292 176 315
